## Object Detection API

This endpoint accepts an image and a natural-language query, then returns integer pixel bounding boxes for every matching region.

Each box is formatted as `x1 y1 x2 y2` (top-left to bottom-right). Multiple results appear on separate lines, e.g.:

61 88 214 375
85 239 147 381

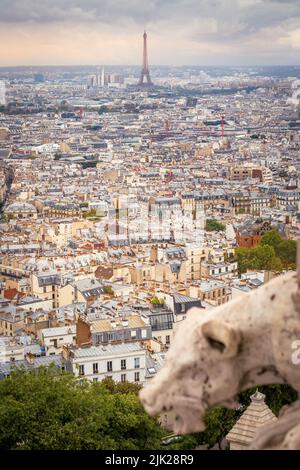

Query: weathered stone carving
140 262 300 449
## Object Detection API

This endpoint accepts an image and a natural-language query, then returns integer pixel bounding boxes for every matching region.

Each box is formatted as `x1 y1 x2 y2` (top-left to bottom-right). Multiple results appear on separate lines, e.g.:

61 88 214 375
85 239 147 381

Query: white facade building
66 343 146 384
39 325 76 356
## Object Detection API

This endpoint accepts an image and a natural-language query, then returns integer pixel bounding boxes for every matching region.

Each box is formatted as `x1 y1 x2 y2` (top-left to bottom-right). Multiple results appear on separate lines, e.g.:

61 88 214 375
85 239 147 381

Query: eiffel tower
138 31 153 87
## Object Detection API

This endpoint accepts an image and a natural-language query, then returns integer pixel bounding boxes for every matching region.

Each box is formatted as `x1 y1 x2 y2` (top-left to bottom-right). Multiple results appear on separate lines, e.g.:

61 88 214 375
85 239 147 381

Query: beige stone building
189 279 230 305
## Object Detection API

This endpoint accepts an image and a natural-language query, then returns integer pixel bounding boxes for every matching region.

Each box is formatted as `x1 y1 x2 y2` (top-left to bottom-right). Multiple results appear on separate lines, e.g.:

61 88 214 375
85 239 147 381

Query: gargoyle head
140 270 300 440
140 309 242 434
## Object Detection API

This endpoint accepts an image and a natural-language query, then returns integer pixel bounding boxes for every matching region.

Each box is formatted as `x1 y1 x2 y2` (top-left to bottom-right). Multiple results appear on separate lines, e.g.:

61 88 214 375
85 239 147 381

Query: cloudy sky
1 0 300 66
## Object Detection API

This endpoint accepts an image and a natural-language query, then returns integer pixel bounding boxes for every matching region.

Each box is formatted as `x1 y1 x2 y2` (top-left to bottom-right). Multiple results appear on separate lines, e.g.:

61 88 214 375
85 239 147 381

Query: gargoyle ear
201 319 241 358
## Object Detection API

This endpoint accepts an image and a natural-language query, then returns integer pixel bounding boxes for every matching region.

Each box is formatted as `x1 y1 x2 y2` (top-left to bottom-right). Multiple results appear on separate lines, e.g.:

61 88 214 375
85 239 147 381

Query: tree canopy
236 230 297 273
0 367 164 450
260 229 282 249
236 229 297 273
0 368 297 450
173 384 298 450
83 208 97 219
151 296 164 305
261 230 297 269
236 244 283 274
205 219 226 232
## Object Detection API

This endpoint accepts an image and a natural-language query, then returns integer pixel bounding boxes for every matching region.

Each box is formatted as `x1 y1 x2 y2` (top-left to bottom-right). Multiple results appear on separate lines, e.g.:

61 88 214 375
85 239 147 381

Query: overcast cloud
1 0 300 65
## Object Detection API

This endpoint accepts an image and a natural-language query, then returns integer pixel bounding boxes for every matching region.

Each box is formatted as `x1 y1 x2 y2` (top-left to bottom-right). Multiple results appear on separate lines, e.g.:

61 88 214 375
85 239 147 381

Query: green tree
0 367 164 450
101 377 142 394
169 384 298 450
238 384 297 417
83 208 97 219
164 434 201 450
103 286 114 296
205 219 226 232
151 296 164 305
276 240 297 269
2 212 14 222
236 245 282 274
260 230 297 269
260 230 282 250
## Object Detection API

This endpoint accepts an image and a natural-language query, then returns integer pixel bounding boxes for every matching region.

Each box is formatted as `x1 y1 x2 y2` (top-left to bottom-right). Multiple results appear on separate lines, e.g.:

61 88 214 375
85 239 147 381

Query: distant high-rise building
0 81 6 106
138 31 153 87
34 73 45 83
101 68 105 87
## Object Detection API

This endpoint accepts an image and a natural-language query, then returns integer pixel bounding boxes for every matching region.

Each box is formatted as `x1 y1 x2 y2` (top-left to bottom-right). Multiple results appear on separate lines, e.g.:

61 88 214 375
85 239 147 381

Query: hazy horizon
1 0 300 66
1 64 300 68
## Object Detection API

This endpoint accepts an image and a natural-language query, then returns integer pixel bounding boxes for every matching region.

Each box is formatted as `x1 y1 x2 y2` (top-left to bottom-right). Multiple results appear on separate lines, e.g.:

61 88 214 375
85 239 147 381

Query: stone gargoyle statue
140 251 300 450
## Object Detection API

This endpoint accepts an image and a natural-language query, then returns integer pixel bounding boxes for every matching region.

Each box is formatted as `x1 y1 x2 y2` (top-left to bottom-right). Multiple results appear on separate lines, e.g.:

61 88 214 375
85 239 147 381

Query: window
121 374 126 383
134 357 140 369
166 335 170 345
181 304 185 313
141 329 147 339
79 364 85 376
121 359 126 370
50 339 58 348
134 372 140 382
131 330 137 338
43 286 47 293
93 363 98 374
107 361 113 372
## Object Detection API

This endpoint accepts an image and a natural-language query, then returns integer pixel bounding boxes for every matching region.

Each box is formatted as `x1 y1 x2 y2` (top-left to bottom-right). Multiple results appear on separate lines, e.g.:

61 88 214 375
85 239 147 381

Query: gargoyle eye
206 336 226 353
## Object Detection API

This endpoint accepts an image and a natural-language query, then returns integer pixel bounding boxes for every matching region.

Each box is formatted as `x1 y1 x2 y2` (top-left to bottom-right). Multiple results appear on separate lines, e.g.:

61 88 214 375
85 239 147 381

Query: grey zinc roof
0 355 63 378
172 293 199 304
71 278 103 292
72 342 144 359
41 325 76 337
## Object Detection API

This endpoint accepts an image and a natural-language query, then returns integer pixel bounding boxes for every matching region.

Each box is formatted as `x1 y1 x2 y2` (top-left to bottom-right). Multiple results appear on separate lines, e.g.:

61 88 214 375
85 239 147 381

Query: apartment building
189 279 230 306
200 260 238 280
64 343 146 384
38 325 76 356
59 278 104 308
0 309 26 337
76 314 152 348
